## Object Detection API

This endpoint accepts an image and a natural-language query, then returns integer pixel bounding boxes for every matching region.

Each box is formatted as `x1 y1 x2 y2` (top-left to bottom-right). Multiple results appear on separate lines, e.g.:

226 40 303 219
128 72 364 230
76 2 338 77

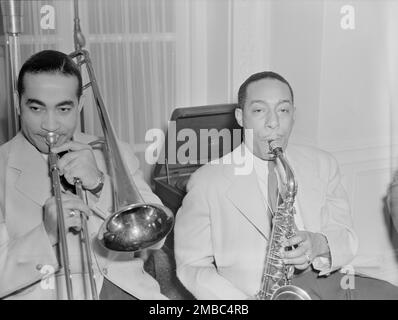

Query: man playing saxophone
174 71 398 299
0 50 167 299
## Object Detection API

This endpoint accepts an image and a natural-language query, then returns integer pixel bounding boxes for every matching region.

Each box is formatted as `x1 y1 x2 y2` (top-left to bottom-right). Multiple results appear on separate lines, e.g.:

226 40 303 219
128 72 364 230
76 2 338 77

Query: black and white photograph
1 0 398 307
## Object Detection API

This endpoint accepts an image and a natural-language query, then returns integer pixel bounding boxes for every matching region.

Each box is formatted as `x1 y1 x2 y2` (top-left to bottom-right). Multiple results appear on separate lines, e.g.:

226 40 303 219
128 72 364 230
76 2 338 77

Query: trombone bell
98 203 174 252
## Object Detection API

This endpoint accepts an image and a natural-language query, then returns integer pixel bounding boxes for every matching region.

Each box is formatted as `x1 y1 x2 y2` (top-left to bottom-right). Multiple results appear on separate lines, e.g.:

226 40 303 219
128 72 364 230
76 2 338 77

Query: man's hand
281 231 330 270
52 141 102 191
43 191 92 246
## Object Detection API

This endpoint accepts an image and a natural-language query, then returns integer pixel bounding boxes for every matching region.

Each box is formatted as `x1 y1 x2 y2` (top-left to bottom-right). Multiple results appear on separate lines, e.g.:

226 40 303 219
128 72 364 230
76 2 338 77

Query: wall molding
326 144 398 285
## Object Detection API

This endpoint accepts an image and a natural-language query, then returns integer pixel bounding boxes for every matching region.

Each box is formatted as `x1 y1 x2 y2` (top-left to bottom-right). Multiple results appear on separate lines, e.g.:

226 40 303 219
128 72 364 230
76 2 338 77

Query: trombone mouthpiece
46 132 59 147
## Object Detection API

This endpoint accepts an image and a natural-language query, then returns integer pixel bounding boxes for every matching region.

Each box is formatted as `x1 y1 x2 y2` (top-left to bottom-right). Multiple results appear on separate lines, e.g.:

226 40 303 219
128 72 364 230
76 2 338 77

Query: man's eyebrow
249 99 266 105
26 98 45 106
277 99 292 105
55 100 74 107
249 99 292 106
25 99 75 107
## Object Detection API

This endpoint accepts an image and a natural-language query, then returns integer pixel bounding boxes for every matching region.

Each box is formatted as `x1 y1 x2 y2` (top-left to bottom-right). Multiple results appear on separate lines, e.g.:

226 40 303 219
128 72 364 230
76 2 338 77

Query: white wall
262 0 398 286
270 0 398 285
269 1 324 146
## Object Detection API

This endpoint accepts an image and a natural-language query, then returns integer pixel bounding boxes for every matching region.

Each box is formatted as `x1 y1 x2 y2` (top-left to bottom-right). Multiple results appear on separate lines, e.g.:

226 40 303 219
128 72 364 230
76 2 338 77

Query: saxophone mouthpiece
269 140 283 155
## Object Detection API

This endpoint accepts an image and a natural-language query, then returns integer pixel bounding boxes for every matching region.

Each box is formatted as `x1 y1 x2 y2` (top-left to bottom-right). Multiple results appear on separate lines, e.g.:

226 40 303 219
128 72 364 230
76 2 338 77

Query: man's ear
235 107 243 127
78 94 85 113
15 92 21 115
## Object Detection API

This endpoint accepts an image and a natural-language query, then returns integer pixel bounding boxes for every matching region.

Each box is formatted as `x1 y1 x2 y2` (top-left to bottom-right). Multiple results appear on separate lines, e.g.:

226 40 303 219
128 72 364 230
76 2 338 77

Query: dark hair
17 50 83 100
237 71 294 109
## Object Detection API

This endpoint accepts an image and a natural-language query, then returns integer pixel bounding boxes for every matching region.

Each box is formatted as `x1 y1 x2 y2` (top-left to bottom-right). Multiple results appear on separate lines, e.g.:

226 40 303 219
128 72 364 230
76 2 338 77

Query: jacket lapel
225 147 271 240
224 143 325 240
6 133 52 236
285 147 324 231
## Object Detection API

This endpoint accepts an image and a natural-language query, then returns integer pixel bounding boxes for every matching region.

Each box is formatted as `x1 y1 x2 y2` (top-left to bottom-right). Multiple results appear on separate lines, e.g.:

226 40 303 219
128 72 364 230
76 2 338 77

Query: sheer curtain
76 0 176 182
79 0 176 180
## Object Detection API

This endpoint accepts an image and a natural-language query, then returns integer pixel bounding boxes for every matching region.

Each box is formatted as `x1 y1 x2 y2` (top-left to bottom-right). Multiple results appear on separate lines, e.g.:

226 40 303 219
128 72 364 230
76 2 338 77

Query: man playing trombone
0 50 168 300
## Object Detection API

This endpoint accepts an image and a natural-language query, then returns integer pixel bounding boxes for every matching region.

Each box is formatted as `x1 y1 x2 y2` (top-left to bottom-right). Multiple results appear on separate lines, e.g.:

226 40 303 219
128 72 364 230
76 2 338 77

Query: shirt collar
242 143 270 181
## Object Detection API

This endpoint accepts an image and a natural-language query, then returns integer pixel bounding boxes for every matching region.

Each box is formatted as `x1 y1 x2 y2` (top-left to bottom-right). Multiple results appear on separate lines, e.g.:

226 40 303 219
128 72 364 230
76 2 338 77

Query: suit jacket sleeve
174 171 248 300
317 153 358 274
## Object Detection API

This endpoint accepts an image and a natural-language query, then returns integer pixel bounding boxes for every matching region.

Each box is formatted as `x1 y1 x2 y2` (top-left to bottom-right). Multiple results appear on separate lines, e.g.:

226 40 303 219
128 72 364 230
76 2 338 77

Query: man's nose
41 111 60 132
266 110 279 129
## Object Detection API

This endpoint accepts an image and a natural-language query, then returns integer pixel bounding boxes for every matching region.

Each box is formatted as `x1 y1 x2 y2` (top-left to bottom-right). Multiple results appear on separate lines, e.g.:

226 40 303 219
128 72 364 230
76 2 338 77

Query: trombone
47 49 174 300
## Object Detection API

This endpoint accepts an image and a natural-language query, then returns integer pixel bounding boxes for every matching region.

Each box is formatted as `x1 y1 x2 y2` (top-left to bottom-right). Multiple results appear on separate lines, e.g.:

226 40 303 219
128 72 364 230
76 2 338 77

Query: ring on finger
305 253 311 263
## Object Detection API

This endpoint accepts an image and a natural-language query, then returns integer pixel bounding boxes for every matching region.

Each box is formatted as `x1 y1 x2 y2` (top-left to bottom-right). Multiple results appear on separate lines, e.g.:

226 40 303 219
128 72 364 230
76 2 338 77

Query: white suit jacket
174 144 358 300
0 132 167 300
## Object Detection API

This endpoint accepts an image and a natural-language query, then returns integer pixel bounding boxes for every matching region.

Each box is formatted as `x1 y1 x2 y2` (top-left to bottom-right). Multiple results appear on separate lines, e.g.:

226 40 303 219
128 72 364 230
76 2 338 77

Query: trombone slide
75 179 99 300
48 149 74 300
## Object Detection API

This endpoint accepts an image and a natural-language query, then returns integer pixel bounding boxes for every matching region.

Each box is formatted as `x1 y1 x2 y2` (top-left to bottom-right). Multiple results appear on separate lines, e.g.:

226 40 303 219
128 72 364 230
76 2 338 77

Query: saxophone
256 140 311 300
